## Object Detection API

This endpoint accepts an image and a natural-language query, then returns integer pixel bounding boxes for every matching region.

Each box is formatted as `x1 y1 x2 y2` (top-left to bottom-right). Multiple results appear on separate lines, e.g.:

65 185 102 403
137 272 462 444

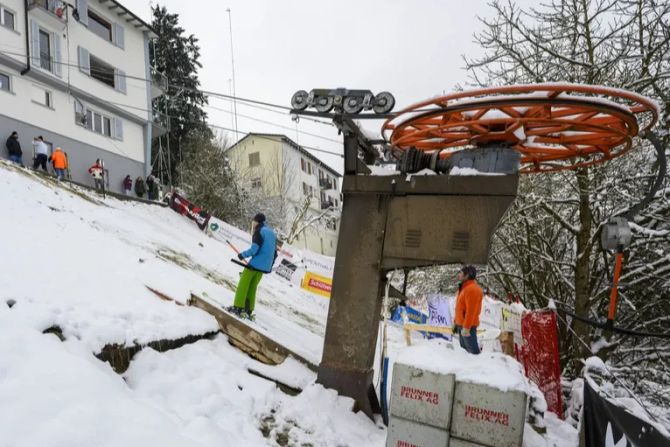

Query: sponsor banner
502 306 523 346
207 217 251 250
301 250 334 277
426 294 452 340
584 379 670 447
169 192 211 231
521 310 563 418
275 258 299 282
301 271 332 297
391 305 428 325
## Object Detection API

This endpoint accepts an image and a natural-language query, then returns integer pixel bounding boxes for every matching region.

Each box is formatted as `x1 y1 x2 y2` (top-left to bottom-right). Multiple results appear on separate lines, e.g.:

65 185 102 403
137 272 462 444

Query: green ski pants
233 268 264 312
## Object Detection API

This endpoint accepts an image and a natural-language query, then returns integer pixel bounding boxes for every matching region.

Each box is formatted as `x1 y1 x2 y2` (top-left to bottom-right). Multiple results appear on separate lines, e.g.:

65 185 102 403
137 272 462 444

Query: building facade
227 133 341 256
0 0 164 192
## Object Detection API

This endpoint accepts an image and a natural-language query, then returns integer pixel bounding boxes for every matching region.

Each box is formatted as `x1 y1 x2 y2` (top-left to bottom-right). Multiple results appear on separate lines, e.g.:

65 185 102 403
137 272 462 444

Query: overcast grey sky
137 1 521 173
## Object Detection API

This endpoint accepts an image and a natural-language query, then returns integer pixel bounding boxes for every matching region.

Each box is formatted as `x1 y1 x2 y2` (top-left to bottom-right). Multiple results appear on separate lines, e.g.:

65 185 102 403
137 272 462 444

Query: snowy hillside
0 161 576 446
0 161 383 447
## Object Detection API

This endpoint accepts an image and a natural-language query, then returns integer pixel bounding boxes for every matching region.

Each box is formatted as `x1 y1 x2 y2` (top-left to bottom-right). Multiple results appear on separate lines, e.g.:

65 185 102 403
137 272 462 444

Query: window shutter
113 23 125 49
115 69 126 93
114 118 123 141
53 32 62 77
30 20 40 67
76 0 88 26
78 46 90 75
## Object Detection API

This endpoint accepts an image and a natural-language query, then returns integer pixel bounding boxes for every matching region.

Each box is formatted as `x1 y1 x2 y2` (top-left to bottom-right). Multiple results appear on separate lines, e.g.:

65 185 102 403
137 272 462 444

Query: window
88 10 112 41
31 85 52 108
0 72 9 92
302 182 309 195
301 158 307 172
78 105 115 138
307 163 313 175
248 152 260 167
39 29 51 71
1 6 15 30
78 47 126 93
251 178 262 189
89 55 115 88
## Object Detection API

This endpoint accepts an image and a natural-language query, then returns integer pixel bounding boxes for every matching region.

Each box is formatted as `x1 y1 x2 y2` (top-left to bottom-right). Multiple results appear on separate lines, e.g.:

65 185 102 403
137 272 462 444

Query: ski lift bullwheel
382 84 659 173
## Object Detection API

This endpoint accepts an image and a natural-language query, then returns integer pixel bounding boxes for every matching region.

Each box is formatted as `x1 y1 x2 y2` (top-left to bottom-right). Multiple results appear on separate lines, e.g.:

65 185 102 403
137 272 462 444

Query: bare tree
177 132 244 225
230 145 339 244
463 0 670 402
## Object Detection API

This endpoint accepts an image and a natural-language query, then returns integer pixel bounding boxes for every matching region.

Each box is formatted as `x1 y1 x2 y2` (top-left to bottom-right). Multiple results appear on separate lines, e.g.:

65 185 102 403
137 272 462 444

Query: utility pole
226 8 239 142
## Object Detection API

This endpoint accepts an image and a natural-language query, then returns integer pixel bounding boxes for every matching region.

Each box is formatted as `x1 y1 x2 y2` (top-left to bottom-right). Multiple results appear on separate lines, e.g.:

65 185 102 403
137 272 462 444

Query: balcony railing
152 109 170 138
29 0 68 21
150 68 167 99
319 177 333 190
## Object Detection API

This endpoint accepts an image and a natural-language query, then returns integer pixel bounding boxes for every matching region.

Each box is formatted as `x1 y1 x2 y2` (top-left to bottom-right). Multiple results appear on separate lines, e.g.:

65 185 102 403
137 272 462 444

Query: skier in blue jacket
229 213 277 318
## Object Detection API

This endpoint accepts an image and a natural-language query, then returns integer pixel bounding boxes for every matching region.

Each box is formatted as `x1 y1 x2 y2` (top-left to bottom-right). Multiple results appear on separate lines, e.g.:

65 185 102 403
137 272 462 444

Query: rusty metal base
317 363 381 419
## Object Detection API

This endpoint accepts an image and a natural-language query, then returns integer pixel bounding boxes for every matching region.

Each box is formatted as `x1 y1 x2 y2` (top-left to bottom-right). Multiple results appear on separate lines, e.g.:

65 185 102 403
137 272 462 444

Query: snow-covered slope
0 161 577 446
0 161 384 447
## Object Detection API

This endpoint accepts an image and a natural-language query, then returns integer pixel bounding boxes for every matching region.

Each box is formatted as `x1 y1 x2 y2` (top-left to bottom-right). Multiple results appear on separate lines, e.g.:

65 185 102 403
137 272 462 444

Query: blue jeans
459 327 481 354
9 154 22 165
55 168 66 180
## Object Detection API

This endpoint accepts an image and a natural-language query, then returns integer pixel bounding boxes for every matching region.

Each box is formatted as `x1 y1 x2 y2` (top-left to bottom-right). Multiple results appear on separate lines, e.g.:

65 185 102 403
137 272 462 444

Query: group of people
123 174 159 200
5 132 69 181
5 131 164 199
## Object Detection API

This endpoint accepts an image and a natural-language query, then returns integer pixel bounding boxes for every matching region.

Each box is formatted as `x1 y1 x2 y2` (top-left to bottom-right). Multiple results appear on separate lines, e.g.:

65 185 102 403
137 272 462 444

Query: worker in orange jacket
50 147 68 181
453 265 483 354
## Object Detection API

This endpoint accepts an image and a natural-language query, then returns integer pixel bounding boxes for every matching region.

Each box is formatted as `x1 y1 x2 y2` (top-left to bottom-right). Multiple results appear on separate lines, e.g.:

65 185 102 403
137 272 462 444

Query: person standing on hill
50 147 67 181
123 175 132 195
453 265 484 354
32 136 49 172
134 176 146 198
88 159 104 191
5 131 22 165
228 213 277 319
146 175 159 200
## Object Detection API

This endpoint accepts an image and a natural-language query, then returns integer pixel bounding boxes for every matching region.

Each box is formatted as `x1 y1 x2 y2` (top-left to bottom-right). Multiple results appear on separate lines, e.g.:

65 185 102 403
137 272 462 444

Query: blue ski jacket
240 223 277 273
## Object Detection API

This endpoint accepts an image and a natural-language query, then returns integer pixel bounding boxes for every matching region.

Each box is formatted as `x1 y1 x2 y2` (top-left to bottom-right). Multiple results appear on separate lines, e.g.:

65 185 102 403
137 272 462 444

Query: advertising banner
301 271 332 297
169 192 211 231
584 379 670 447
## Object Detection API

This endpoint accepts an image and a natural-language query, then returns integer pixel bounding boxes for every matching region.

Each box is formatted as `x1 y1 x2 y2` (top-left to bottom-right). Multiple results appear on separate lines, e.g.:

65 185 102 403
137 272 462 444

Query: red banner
520 310 563 418
169 192 211 231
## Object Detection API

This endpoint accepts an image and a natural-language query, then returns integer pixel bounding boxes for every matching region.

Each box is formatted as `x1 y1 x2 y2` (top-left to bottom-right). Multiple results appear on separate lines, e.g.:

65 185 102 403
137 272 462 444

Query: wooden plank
188 293 318 372
403 323 486 345
145 285 184 305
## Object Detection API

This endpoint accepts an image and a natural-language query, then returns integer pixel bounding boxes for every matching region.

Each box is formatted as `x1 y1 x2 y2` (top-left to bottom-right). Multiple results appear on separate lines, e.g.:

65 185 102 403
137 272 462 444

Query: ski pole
226 240 248 265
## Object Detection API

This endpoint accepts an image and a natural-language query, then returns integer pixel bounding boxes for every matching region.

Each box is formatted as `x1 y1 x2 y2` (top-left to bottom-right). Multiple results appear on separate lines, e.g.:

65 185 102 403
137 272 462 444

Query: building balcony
319 177 334 190
152 109 170 138
151 68 167 99
29 0 69 29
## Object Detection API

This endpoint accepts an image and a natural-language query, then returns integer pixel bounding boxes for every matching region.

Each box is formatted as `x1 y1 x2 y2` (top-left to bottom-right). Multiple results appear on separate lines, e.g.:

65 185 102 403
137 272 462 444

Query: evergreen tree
150 4 212 184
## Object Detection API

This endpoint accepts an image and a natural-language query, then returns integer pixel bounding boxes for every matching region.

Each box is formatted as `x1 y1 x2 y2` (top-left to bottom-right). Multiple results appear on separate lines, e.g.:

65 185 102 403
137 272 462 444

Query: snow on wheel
381 83 659 173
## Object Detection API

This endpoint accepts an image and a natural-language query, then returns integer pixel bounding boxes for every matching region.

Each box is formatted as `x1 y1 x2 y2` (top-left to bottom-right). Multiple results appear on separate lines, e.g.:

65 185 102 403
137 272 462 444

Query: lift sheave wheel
382 84 659 173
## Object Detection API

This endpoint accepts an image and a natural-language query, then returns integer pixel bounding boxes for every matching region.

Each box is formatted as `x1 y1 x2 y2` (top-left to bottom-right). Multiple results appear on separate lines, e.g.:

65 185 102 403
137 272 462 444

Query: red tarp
520 310 563 418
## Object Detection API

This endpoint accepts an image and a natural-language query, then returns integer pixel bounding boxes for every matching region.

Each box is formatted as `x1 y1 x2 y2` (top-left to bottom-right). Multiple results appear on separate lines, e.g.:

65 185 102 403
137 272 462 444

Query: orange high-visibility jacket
51 150 67 169
454 279 483 329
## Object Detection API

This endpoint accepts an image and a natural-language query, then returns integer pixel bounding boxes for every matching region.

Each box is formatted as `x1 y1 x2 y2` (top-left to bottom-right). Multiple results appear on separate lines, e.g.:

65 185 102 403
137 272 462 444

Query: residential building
227 133 342 256
0 0 165 192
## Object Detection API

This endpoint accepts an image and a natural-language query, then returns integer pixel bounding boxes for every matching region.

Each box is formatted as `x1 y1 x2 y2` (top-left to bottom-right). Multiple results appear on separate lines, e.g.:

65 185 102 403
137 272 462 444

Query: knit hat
461 265 477 280
253 213 266 223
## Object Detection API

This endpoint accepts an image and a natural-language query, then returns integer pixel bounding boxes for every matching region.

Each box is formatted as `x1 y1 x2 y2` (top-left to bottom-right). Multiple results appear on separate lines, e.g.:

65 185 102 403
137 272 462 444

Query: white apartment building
0 0 165 192
226 133 342 256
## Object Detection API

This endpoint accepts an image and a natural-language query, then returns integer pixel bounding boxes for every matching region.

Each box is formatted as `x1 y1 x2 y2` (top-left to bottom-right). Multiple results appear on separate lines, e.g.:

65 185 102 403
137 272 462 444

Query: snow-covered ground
0 161 577 446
